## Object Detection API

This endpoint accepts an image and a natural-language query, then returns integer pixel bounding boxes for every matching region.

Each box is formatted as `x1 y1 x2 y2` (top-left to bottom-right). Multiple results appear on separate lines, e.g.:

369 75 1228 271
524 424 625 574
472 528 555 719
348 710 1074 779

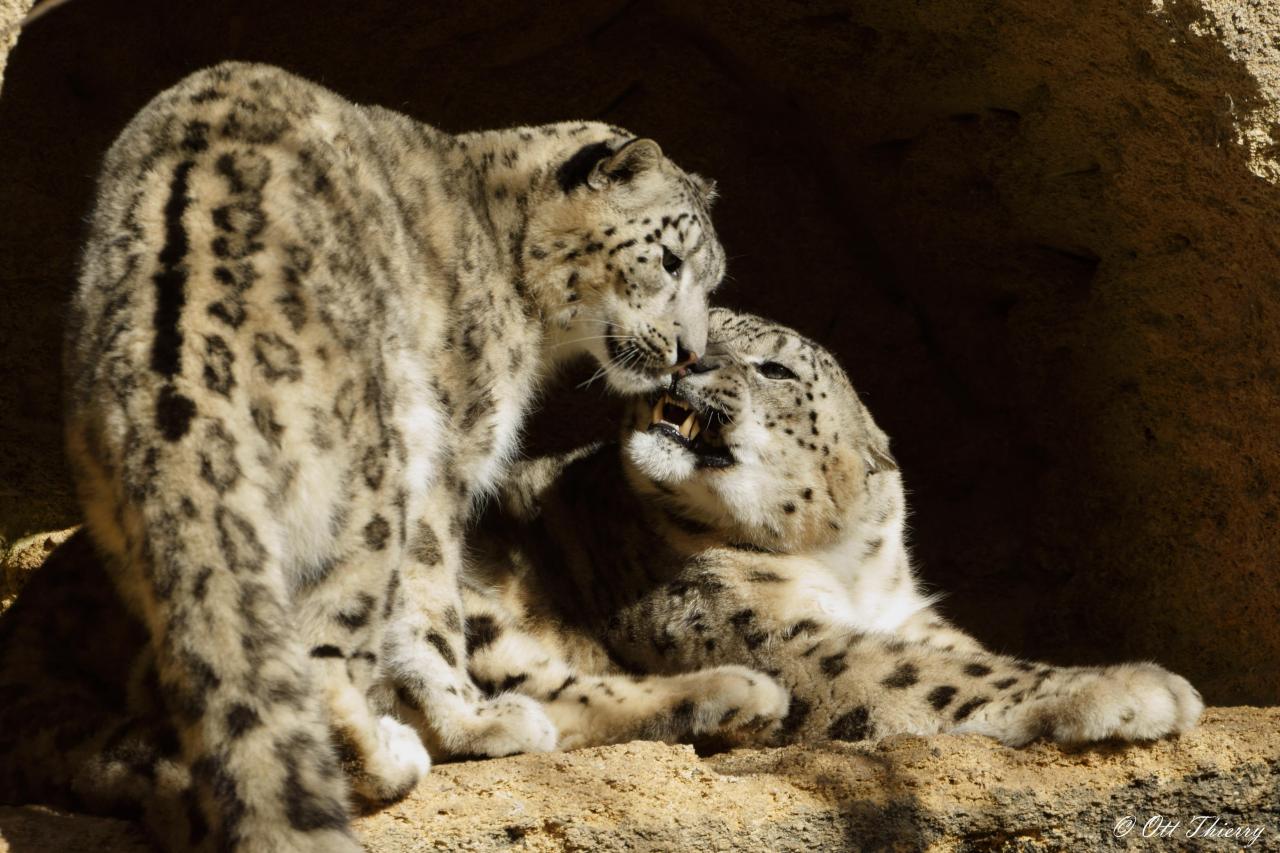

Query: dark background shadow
1 0 1277 704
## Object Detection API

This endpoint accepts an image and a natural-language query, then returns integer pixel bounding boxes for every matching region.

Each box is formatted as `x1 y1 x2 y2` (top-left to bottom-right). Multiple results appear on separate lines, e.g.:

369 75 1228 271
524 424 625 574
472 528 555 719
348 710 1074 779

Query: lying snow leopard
1 62 724 851
456 308 1203 751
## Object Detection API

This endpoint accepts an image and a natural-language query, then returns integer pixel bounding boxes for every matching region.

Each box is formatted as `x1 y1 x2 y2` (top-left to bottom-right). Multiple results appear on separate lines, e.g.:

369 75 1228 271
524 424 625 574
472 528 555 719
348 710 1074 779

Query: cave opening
1 0 1276 704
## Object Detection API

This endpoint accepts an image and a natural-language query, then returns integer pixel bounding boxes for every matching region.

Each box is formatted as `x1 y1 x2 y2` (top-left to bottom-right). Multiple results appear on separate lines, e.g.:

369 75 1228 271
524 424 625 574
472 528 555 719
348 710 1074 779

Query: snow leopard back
14 60 725 852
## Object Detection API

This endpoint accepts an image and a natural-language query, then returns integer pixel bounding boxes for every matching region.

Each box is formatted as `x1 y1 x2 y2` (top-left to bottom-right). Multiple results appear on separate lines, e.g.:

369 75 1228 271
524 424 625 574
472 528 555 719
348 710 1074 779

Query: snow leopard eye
755 361 798 381
662 247 683 275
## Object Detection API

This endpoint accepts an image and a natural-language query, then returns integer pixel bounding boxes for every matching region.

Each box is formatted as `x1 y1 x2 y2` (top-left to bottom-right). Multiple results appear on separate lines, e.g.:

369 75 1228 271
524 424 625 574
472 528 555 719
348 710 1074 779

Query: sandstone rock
0 708 1275 852
0 526 73 611
0 0 34 97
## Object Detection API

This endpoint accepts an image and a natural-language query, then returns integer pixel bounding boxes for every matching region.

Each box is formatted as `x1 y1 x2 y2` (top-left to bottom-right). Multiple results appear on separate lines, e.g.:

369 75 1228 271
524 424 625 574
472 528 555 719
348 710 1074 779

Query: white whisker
577 363 610 390
550 332 637 352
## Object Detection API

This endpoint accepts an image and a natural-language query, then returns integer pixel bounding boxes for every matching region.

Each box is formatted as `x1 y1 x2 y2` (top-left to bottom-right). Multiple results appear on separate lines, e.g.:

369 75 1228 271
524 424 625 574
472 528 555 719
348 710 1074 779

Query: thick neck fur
480 445 688 629
450 123 628 347
619 454 870 556
635 454 933 634
483 442 928 637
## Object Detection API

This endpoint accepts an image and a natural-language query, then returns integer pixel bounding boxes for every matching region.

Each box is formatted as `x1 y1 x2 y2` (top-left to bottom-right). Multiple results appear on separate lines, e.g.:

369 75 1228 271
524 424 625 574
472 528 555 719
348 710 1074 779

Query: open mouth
647 391 735 469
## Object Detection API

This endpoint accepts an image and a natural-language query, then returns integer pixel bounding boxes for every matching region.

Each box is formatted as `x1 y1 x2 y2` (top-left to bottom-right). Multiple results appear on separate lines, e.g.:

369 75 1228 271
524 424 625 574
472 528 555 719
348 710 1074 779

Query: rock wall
0 0 1278 704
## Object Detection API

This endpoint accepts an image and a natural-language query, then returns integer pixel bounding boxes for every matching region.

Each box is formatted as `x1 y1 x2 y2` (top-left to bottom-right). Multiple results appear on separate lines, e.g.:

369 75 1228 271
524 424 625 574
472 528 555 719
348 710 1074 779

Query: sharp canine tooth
680 411 695 438
689 420 702 441
652 398 663 425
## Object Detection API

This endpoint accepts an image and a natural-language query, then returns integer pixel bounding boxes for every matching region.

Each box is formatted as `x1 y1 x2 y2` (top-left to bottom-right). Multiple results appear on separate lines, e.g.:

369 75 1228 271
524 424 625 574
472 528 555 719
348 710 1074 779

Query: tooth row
650 393 719 444
679 411 696 439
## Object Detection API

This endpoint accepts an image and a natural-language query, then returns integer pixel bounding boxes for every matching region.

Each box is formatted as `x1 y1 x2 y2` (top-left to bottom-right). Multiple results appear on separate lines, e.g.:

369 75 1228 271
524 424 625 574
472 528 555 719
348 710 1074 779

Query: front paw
1047 663 1204 743
349 715 431 809
465 693 559 757
685 665 790 735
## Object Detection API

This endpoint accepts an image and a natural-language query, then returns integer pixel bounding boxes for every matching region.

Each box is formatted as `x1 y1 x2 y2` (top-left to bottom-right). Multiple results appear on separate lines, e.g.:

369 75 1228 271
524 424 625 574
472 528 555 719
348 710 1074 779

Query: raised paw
463 693 559 758
1046 662 1204 743
680 665 790 736
343 715 431 810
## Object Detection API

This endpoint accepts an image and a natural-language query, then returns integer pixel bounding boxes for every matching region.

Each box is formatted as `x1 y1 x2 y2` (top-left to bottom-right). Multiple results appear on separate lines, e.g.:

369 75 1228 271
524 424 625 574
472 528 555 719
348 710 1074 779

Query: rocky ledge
0 707 1275 852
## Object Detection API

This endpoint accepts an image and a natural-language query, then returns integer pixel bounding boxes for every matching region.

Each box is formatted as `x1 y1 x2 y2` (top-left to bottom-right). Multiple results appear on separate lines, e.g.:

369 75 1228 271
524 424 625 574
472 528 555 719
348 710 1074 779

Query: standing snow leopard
15 61 724 851
454 308 1203 750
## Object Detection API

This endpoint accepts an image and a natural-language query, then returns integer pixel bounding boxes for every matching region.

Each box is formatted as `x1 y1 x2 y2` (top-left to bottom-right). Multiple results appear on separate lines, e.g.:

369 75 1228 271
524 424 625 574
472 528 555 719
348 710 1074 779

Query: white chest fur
805 525 935 634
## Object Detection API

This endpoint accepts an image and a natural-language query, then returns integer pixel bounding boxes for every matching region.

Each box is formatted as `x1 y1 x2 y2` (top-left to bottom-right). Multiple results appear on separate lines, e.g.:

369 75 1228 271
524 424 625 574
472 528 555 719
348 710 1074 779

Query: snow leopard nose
681 353 721 376
687 356 720 375
675 339 699 370
672 292 709 366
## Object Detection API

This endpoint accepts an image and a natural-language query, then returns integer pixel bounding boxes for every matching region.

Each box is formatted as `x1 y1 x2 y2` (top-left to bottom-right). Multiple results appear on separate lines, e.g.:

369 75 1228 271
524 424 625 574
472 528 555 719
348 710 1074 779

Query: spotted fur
0 62 724 851
457 309 1204 751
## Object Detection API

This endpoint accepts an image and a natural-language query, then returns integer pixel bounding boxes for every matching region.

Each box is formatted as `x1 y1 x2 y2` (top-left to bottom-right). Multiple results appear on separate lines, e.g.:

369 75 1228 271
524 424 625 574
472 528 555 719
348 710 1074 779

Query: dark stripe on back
151 159 196 377
156 384 197 442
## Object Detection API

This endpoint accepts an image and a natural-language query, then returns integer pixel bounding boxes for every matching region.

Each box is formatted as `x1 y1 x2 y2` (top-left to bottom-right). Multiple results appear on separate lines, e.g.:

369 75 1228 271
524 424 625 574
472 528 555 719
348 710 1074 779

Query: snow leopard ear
588 138 663 189
689 172 719 207
861 423 898 475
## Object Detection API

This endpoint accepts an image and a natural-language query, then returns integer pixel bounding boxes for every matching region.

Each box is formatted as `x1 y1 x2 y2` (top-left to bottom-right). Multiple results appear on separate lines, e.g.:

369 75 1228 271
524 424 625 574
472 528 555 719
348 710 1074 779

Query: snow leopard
456 308 1204 751
0 61 723 851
